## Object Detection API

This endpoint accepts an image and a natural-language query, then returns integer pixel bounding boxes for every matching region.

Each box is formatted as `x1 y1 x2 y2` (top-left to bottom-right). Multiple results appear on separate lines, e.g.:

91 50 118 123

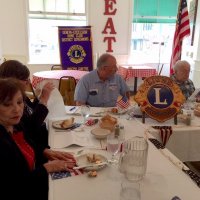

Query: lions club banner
58 26 93 71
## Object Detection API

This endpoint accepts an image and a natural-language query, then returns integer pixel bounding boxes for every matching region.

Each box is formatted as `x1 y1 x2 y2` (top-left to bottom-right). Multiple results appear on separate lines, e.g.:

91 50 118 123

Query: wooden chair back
51 65 62 70
25 81 37 100
58 76 76 105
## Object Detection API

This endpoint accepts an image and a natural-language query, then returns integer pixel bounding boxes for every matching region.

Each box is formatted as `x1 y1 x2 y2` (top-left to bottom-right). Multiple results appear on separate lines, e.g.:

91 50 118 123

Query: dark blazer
0 124 48 200
23 97 48 130
22 97 49 149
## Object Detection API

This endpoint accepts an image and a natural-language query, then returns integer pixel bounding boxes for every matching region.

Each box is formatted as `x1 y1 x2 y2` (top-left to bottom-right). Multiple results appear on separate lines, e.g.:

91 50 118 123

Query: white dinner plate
76 153 108 171
91 128 111 139
109 108 128 115
52 120 75 129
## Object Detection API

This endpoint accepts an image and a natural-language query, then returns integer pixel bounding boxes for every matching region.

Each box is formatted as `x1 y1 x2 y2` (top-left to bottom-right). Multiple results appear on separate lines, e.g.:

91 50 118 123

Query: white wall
0 0 28 63
0 0 132 78
1 0 200 87
88 0 132 56
191 0 200 88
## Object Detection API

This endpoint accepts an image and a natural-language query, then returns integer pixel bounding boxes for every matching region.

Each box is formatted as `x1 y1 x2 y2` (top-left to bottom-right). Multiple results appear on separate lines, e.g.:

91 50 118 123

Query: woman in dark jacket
0 78 76 200
0 60 75 167
0 59 52 148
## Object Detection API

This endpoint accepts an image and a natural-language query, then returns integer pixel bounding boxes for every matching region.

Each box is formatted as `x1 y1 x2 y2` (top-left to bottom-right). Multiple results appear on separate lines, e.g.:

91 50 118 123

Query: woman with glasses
0 60 70 165
0 78 75 200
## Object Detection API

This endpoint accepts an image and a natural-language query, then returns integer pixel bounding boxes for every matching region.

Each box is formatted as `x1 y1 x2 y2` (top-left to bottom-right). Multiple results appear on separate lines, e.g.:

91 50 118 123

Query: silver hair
97 53 115 69
173 60 190 72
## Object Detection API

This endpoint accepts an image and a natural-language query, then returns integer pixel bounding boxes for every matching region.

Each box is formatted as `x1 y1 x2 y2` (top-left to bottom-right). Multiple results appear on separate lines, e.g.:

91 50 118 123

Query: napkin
65 106 79 114
51 169 84 180
46 88 66 119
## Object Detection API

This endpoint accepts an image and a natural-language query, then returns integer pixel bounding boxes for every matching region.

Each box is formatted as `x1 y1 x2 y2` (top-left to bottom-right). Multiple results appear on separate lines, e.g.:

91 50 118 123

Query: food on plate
86 154 102 164
76 153 107 172
101 114 117 124
88 170 97 177
111 107 118 113
60 117 74 128
99 114 118 131
194 104 200 117
194 103 200 111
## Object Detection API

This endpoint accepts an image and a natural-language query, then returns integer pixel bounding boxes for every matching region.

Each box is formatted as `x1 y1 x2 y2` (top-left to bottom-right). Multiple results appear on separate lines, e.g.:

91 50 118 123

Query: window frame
27 0 87 64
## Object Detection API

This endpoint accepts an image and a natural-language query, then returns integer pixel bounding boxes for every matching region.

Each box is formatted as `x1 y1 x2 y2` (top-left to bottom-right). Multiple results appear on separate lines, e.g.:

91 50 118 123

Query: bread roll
101 114 117 124
60 117 74 128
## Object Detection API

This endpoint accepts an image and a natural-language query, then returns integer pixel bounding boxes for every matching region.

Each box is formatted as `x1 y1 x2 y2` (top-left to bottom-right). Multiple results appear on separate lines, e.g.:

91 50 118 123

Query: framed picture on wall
189 0 198 46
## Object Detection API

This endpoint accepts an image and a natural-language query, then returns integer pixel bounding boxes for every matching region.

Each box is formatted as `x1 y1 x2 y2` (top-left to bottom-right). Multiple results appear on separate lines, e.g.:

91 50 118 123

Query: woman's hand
39 82 55 106
43 149 76 162
43 160 76 173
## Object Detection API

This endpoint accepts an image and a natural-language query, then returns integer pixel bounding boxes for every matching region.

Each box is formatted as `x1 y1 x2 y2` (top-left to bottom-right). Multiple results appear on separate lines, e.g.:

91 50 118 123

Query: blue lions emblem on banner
58 26 93 71
67 45 86 64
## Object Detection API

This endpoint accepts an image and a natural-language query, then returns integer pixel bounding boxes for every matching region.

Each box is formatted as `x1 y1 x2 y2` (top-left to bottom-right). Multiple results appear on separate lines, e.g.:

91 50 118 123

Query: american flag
116 96 130 110
170 0 190 74
51 169 84 180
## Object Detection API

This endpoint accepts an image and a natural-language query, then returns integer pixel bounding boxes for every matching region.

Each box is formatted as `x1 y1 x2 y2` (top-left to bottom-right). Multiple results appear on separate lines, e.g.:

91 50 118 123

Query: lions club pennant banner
58 26 93 71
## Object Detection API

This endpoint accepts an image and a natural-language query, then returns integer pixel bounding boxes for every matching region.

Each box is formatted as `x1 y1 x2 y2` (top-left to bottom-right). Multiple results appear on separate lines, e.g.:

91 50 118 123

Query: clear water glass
120 179 141 200
107 133 120 163
80 105 90 124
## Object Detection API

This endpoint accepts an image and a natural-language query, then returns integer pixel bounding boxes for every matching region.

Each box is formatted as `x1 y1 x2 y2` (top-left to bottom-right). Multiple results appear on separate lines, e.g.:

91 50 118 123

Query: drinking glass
80 105 90 124
107 133 120 163
120 179 141 200
123 137 148 182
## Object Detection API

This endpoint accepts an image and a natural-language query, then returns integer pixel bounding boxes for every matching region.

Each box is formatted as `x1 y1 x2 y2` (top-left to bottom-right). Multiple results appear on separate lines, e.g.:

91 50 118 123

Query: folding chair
51 64 62 70
58 76 76 106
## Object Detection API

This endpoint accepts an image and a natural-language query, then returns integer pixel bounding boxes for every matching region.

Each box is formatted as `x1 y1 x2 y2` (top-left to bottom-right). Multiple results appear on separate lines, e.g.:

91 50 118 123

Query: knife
73 161 108 170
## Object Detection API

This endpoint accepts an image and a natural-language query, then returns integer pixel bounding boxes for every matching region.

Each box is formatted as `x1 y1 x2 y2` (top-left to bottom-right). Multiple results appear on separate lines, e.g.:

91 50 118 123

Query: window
28 0 86 64
130 0 179 65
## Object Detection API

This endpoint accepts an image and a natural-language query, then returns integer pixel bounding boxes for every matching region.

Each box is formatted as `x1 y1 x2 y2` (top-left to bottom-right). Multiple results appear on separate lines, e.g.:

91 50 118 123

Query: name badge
89 89 98 95
109 84 117 90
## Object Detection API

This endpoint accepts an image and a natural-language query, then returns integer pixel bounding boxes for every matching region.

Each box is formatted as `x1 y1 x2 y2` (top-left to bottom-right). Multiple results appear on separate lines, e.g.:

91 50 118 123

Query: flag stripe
170 0 190 74
116 96 130 110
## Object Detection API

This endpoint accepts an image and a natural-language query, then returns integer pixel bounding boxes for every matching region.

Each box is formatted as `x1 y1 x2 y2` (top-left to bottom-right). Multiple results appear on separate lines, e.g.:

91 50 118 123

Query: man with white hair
74 53 130 107
171 60 195 100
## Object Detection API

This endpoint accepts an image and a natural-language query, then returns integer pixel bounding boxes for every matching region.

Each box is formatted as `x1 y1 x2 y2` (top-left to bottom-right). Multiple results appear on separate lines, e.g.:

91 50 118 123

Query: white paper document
65 106 79 114
52 131 101 149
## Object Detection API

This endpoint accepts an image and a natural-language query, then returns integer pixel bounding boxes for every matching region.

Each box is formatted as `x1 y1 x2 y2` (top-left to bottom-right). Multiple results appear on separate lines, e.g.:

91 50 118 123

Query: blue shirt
74 69 130 107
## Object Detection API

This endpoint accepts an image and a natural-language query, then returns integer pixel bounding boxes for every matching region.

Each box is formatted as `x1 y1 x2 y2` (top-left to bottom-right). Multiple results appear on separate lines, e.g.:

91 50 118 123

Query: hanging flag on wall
170 0 190 75
58 26 93 71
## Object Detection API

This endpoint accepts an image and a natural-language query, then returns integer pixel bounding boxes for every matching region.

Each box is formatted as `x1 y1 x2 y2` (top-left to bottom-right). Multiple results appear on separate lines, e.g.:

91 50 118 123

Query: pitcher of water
119 136 148 181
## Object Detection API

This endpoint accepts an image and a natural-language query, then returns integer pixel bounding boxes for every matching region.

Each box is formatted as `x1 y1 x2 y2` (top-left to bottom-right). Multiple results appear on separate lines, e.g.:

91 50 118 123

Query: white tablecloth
48 107 200 200
148 125 200 162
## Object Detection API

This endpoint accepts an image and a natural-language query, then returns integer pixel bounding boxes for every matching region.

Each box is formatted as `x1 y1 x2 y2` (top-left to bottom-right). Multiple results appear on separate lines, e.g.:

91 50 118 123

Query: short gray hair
97 53 115 69
173 60 190 72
